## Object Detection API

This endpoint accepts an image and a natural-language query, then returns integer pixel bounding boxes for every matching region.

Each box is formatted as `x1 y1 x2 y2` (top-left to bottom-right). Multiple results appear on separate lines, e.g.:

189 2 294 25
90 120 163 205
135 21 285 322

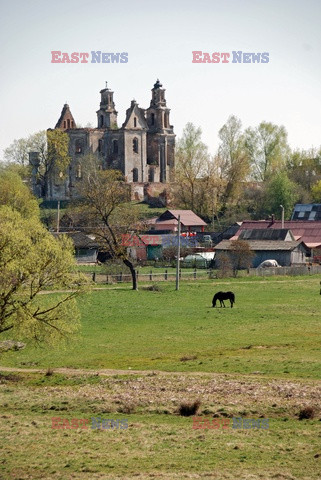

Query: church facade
36 80 175 202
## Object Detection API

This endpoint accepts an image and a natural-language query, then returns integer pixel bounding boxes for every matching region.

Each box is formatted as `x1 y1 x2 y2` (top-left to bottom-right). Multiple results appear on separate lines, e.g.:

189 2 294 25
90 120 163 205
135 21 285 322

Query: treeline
3 117 321 229
174 117 321 228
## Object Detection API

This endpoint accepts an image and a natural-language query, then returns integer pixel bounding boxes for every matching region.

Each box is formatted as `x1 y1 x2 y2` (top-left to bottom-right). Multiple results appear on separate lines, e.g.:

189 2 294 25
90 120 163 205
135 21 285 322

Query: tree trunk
123 258 138 291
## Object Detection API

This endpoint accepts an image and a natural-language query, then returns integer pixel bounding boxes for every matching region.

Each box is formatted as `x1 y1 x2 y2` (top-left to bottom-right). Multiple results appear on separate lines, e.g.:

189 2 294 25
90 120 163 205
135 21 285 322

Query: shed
53 231 99 263
214 239 308 267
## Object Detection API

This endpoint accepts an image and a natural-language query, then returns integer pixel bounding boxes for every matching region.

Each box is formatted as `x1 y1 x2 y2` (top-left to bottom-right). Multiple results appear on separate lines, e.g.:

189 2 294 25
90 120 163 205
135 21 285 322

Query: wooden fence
86 264 321 284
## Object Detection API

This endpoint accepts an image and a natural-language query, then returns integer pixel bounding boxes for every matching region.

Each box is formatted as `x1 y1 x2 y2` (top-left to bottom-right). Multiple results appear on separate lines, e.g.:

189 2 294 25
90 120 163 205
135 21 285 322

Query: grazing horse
212 291 235 308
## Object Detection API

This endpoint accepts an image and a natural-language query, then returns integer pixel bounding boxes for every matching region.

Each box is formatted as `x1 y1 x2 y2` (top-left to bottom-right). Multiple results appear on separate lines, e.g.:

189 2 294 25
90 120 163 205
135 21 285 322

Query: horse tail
231 293 235 304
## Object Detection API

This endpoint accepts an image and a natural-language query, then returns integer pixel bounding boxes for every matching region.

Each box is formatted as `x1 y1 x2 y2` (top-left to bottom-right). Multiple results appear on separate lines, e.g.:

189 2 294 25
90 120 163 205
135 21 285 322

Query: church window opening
76 164 82 179
151 113 155 125
113 139 118 154
133 168 139 182
63 120 66 128
100 115 104 127
75 139 84 154
133 137 139 153
148 167 155 182
67 119 71 128
134 117 137 127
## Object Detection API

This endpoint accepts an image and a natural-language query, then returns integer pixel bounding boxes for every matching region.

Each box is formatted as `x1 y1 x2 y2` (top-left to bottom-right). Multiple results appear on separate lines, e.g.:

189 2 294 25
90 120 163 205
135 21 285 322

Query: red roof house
148 209 207 233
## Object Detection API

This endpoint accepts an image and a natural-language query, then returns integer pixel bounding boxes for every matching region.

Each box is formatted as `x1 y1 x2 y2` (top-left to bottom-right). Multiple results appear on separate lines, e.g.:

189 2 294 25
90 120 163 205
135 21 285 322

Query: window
67 119 71 128
133 168 138 182
100 115 104 128
133 137 138 153
76 164 82 179
75 139 83 154
71 121 74 128
98 139 103 153
134 117 137 127
148 167 155 182
112 139 118 154
63 120 66 128
151 113 155 126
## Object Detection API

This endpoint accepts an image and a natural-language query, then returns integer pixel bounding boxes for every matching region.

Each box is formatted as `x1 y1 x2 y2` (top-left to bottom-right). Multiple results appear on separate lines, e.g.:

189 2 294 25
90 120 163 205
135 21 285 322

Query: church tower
96 83 118 129
146 80 175 183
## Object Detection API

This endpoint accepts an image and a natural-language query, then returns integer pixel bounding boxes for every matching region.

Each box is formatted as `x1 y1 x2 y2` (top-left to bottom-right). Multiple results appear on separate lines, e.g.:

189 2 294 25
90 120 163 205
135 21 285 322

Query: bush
178 399 201 417
298 406 315 420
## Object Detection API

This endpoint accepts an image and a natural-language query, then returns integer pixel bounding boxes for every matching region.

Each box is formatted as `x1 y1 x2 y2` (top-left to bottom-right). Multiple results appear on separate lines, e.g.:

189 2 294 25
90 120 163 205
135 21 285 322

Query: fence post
92 272 96 282
165 269 168 280
120 272 123 283
106 274 109 284
194 268 197 279
150 270 153 281
179 268 181 279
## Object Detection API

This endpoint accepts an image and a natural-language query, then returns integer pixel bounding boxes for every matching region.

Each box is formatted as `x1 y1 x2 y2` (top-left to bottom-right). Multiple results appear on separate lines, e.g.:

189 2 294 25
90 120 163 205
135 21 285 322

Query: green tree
0 206 85 343
287 148 321 202
4 131 47 167
0 170 39 219
263 172 298 219
175 123 210 213
3 129 71 197
217 115 250 207
311 179 321 202
245 122 290 181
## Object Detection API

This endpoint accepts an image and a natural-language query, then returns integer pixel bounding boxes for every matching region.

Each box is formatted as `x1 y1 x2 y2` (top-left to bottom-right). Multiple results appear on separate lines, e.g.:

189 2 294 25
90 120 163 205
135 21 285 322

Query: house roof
236 220 321 248
215 240 307 252
239 228 295 241
291 203 321 221
53 231 99 249
151 209 207 227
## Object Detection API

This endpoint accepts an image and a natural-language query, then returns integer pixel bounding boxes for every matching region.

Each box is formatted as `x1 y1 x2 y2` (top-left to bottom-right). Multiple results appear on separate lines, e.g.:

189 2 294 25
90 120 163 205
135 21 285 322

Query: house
234 220 321 251
215 228 309 267
122 232 200 261
148 209 207 233
53 231 99 263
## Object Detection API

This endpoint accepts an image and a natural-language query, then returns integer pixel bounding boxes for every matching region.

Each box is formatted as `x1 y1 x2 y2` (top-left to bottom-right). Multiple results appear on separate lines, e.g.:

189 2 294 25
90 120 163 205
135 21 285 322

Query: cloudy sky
0 0 321 157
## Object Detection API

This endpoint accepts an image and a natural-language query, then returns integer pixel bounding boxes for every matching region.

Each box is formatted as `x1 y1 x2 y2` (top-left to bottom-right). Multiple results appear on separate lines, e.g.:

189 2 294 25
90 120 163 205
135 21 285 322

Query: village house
53 231 99 263
214 228 309 267
147 209 207 233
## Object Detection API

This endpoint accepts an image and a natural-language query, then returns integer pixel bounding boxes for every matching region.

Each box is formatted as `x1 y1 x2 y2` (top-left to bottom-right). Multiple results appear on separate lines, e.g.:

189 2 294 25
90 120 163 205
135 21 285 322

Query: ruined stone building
31 80 175 202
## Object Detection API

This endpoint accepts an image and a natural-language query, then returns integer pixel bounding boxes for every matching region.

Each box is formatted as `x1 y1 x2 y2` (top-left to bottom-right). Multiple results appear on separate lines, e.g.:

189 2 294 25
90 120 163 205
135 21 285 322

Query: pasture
1 275 321 479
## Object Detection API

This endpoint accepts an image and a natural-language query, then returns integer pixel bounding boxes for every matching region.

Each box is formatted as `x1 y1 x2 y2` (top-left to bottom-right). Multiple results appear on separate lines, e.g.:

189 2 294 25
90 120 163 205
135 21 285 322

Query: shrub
298 406 315 420
178 399 201 417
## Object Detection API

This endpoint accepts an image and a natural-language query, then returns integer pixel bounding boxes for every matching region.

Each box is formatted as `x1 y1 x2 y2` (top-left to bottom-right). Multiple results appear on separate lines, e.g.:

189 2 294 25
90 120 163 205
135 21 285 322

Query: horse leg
222 300 225 308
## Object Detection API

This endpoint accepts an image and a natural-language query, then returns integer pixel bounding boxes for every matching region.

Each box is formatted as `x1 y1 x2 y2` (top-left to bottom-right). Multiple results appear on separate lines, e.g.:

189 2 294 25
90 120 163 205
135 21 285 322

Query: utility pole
176 215 181 291
280 204 284 229
57 200 60 233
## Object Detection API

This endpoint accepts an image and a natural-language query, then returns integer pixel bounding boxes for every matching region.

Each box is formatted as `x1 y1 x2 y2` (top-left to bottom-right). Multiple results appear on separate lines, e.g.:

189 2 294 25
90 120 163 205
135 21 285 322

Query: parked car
257 259 281 268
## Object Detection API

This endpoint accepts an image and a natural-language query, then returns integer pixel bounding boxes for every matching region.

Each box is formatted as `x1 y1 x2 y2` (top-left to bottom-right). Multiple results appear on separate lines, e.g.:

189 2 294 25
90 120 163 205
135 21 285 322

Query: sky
0 0 321 158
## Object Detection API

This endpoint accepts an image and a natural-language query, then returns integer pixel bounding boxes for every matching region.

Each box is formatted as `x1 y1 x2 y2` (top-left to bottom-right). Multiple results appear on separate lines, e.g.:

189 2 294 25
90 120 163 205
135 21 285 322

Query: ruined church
32 80 175 202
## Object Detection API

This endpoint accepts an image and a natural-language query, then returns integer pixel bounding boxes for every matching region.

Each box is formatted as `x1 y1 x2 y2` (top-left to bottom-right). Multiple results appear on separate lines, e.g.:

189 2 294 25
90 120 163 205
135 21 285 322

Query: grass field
1 276 321 378
1 275 321 479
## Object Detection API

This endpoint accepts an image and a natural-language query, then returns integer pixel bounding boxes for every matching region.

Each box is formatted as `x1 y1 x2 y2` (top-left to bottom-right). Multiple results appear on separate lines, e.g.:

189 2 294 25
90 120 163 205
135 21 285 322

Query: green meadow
1 276 321 378
1 275 321 479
